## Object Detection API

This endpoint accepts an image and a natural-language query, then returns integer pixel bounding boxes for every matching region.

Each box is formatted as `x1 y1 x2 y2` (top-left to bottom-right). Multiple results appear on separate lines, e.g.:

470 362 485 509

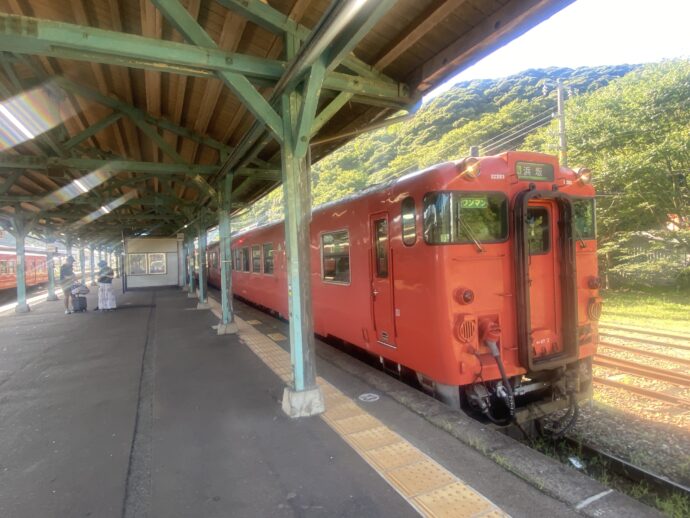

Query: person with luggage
60 256 76 314
96 259 116 311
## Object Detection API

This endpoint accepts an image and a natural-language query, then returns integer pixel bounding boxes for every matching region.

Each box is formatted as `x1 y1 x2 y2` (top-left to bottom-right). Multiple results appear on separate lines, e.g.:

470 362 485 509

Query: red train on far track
0 250 49 291
206 151 600 426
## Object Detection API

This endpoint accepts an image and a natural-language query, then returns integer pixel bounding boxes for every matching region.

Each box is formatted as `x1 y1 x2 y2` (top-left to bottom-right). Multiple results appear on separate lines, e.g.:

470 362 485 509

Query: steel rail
592 376 690 406
599 341 690 366
594 355 690 387
600 332 690 351
599 323 690 342
561 437 690 499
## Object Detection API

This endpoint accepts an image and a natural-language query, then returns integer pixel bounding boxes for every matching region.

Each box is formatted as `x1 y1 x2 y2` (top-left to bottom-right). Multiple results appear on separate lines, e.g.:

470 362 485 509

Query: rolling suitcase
72 295 87 312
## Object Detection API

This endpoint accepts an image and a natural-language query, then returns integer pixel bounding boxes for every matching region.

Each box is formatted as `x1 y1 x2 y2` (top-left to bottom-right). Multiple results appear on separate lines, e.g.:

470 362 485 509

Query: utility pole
556 79 568 167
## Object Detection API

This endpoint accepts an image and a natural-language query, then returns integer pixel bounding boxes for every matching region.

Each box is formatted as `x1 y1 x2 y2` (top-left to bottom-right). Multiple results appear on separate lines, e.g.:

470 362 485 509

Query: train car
0 249 49 291
207 151 600 427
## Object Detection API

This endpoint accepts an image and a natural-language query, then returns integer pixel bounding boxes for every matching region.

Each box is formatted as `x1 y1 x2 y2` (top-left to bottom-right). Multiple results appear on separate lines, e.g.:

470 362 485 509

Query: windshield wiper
573 224 587 249
459 218 485 253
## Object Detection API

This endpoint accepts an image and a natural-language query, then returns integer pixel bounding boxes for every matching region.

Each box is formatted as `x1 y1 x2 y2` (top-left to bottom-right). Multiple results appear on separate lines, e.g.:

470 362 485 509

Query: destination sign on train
515 161 554 181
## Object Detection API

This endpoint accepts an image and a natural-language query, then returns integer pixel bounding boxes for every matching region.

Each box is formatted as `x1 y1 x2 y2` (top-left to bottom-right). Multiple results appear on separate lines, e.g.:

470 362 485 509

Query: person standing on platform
96 260 116 311
60 256 76 315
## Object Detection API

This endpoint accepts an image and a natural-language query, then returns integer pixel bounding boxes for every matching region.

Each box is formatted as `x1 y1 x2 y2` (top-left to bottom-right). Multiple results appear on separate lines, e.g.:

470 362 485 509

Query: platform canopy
0 0 575 244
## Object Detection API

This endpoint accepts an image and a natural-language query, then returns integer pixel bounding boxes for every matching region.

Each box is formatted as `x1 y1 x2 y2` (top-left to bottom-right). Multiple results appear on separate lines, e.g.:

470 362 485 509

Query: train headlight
455 287 475 305
575 167 592 185
456 157 480 180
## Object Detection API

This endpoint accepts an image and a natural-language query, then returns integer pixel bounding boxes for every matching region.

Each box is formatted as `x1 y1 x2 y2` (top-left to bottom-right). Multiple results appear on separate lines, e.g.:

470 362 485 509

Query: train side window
251 245 261 273
526 207 550 255
573 198 595 239
374 219 389 278
401 197 416 246
263 243 274 274
0 260 6 274
321 230 350 284
242 247 250 272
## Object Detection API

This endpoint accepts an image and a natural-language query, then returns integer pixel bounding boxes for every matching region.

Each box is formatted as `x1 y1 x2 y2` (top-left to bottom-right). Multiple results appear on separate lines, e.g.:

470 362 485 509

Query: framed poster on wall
147 253 167 275
128 253 147 275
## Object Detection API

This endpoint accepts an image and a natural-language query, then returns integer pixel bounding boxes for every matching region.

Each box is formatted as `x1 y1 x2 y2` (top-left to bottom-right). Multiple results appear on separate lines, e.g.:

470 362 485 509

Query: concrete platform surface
0 283 655 517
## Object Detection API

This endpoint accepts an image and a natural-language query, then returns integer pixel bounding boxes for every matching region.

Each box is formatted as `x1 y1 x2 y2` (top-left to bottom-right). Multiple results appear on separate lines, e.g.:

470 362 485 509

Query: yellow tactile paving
205 300 508 517
267 332 287 341
328 413 383 435
414 483 494 518
387 460 458 497
363 441 425 471
344 425 403 452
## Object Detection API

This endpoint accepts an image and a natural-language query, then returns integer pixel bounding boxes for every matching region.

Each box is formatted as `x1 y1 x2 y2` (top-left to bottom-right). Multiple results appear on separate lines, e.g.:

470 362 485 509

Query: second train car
206 151 600 426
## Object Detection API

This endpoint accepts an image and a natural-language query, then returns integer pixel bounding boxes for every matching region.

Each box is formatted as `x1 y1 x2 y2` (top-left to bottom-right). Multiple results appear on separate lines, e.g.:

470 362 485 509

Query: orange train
0 250 49 291
206 151 600 425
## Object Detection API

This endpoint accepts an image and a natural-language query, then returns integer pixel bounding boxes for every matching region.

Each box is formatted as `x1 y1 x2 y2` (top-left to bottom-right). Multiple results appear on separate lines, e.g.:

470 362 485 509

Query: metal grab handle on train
372 288 380 296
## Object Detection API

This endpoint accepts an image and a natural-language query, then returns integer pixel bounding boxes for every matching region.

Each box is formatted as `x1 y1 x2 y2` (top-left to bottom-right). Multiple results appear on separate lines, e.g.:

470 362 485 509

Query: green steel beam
217 0 299 37
295 58 326 158
310 92 353 137
217 0 399 86
0 14 284 82
0 155 219 175
56 78 231 155
0 170 23 195
235 167 280 181
150 0 284 142
63 112 123 150
323 0 398 73
0 15 408 106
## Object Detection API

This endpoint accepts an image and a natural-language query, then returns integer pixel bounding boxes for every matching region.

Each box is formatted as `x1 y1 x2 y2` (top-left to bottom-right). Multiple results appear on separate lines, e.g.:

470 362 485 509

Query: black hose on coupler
486 340 516 420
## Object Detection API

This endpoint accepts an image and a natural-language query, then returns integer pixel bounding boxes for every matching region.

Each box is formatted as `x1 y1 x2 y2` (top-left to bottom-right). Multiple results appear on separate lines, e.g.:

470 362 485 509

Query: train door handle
372 288 380 296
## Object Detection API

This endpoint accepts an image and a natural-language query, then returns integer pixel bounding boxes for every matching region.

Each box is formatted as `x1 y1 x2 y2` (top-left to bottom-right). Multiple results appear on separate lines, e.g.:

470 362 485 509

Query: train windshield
573 198 596 239
423 192 508 244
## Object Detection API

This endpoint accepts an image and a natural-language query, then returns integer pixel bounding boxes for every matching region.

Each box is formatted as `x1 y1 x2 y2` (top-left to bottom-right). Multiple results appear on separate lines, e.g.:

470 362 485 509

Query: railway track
600 332 690 351
594 323 690 407
560 437 690 503
599 322 690 342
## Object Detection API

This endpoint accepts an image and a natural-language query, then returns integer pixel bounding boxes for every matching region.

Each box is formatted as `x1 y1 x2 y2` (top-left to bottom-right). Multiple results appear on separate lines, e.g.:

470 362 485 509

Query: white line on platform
575 489 614 510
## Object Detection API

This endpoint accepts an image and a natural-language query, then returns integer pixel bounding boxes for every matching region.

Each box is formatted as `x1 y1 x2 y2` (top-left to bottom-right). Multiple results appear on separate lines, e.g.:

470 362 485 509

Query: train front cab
409 152 598 426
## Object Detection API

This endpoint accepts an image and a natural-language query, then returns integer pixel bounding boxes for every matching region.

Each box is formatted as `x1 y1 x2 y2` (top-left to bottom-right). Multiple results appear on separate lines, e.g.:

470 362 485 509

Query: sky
427 0 690 99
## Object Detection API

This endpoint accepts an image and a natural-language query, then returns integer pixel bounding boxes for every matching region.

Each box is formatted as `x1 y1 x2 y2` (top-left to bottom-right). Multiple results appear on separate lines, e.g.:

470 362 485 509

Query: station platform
0 282 657 517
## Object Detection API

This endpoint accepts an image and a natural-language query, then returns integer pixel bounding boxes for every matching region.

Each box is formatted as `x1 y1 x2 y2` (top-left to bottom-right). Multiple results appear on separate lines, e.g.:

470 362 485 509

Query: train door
525 200 562 360
370 213 396 347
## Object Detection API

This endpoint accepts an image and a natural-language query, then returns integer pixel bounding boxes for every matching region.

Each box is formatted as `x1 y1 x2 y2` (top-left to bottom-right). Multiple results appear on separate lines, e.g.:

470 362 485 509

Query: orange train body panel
0 251 49 291
206 151 599 402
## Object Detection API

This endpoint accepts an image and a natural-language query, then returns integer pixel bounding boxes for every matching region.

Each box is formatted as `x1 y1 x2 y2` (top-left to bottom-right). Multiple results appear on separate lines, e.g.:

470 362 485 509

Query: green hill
234 64 637 227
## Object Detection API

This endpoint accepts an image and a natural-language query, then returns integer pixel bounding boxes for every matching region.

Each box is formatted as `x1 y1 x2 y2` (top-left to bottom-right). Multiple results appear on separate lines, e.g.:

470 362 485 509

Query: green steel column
187 235 196 298
281 89 323 406
89 244 96 286
66 237 73 259
79 246 86 285
196 218 209 309
180 239 187 290
46 243 58 301
217 174 237 334
13 214 31 313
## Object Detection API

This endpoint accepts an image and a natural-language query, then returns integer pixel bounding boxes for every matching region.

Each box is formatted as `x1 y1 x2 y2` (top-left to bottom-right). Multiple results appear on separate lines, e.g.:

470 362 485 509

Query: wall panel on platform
125 238 179 288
